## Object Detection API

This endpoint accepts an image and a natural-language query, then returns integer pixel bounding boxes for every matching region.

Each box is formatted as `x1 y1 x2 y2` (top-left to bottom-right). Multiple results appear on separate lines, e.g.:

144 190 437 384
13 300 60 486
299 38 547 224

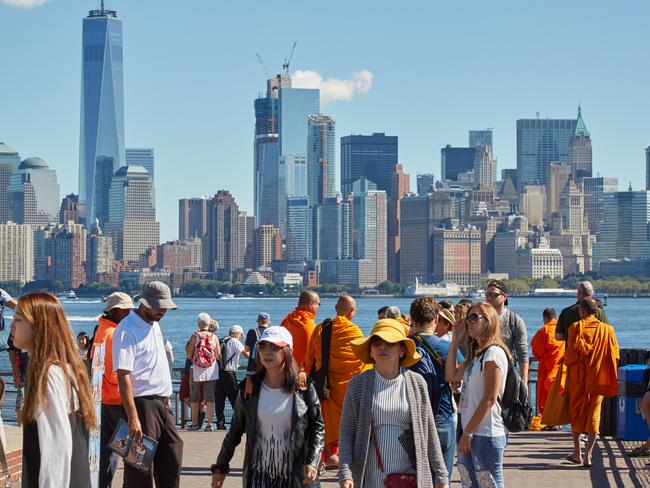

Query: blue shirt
409 333 464 420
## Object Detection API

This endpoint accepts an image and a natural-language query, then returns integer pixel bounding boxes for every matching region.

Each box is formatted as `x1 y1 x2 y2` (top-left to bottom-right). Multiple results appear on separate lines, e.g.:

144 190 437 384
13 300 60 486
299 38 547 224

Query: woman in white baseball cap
211 326 324 488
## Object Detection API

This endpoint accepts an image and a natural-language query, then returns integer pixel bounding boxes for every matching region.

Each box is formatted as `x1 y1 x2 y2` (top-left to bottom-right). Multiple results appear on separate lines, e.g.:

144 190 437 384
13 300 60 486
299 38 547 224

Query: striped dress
366 370 416 487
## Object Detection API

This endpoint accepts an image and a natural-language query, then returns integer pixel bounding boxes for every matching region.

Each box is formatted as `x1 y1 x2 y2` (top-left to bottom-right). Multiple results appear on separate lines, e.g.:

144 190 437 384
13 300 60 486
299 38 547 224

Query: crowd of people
0 278 648 487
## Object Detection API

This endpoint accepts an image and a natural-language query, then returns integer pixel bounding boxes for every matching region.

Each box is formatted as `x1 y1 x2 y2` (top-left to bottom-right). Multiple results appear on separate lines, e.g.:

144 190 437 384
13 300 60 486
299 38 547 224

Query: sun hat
438 308 455 327
134 281 177 310
259 326 293 349
103 292 135 313
350 319 421 368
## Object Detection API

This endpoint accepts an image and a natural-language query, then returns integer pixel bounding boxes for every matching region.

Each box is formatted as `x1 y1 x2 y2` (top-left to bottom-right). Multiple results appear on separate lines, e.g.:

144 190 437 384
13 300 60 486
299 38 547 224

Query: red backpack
192 332 216 368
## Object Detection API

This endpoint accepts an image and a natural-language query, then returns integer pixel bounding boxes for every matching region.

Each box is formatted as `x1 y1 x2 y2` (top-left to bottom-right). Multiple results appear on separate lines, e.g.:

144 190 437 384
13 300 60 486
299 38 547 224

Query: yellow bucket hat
351 319 422 368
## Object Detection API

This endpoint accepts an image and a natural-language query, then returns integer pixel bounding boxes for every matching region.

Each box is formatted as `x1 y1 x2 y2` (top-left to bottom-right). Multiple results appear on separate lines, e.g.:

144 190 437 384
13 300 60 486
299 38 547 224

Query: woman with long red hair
11 292 96 487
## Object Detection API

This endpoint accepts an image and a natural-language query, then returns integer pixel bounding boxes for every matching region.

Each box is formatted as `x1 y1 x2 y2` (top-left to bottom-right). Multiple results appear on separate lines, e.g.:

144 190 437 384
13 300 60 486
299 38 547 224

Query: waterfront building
254 224 282 269
105 165 159 262
50 228 86 289
125 148 154 182
0 143 20 224
0 222 34 283
441 145 475 182
178 197 208 240
432 227 482 288
516 248 563 279
341 133 398 198
8 157 60 226
307 114 336 205
516 116 577 190
79 4 125 225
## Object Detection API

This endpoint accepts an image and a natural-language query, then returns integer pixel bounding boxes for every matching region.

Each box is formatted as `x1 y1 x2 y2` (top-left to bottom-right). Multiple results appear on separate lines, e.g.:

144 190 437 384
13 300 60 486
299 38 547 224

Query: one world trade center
79 1 125 226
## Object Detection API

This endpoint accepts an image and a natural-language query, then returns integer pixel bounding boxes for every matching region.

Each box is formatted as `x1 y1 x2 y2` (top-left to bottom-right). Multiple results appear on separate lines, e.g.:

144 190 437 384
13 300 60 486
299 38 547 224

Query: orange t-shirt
93 316 121 405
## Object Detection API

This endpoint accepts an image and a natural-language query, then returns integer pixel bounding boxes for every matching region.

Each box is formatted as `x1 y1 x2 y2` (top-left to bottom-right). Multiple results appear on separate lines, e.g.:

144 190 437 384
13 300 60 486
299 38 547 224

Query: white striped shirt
366 370 416 487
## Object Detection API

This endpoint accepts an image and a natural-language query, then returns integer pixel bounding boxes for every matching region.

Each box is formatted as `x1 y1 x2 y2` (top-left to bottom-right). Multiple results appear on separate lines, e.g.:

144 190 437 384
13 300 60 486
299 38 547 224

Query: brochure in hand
108 418 158 473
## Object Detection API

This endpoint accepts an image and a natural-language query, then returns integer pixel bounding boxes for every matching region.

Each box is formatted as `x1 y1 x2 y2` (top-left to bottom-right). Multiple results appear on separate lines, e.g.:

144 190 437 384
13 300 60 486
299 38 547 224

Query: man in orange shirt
93 292 134 488
565 298 619 467
280 290 320 367
304 295 369 468
531 308 565 418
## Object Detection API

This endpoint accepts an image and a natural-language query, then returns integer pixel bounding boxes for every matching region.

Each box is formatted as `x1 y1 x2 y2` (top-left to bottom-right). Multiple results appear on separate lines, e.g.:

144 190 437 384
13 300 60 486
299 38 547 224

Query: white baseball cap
259 326 293 349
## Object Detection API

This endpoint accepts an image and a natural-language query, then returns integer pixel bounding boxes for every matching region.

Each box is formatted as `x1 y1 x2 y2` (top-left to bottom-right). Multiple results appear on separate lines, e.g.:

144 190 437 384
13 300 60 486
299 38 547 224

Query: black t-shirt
245 327 266 373
556 302 610 339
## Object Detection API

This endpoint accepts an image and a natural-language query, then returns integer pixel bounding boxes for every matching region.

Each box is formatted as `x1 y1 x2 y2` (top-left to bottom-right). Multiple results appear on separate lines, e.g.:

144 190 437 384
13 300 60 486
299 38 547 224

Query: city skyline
1 0 649 241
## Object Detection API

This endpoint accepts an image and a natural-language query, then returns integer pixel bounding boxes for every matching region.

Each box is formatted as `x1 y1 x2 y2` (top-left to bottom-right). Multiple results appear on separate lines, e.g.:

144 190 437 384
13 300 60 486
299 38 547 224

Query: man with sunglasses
485 280 529 385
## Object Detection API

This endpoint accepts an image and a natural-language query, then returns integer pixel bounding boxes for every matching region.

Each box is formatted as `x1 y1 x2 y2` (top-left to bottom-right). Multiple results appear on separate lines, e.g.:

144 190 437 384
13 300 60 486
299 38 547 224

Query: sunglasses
257 342 282 352
485 291 504 298
465 313 486 324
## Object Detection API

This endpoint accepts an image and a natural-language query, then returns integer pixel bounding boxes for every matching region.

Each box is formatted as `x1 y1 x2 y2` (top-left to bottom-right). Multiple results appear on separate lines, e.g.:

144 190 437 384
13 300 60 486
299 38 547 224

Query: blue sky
1 0 649 241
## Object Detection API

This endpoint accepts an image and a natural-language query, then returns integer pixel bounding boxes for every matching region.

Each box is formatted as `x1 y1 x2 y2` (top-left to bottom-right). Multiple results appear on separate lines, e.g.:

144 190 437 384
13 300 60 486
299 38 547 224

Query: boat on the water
59 290 77 300
215 293 235 299
531 288 576 297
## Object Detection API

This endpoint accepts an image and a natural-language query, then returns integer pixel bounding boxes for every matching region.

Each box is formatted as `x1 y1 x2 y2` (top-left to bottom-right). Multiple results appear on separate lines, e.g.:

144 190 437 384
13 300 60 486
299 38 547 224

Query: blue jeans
435 413 457 483
457 434 507 488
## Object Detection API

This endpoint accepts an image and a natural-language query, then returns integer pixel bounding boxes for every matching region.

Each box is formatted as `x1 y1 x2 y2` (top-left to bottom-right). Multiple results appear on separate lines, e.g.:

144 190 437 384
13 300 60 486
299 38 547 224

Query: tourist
2 288 24 424
210 326 324 487
77 331 91 361
564 298 619 467
244 312 270 374
214 325 248 429
530 308 565 419
186 312 220 431
304 295 369 469
11 292 96 487
280 290 320 367
436 307 456 342
445 302 510 488
385 305 411 334
113 281 183 487
92 291 135 488
339 318 449 488
629 356 650 458
377 305 389 320
555 281 609 342
408 297 464 482
439 299 455 317
484 280 529 384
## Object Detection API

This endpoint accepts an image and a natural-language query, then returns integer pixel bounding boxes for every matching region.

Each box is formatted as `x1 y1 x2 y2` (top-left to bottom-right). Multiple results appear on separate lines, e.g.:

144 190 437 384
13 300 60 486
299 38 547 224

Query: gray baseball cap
134 281 177 310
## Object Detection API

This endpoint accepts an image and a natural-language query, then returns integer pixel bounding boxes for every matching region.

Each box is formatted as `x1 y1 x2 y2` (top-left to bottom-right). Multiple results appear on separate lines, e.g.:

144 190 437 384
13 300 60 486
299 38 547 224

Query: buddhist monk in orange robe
531 307 565 415
304 295 370 467
564 298 619 466
280 290 319 367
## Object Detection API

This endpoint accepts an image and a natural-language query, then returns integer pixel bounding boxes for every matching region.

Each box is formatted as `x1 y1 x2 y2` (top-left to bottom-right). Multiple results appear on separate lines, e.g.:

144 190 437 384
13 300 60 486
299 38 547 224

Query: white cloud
292 70 373 107
1 0 48 7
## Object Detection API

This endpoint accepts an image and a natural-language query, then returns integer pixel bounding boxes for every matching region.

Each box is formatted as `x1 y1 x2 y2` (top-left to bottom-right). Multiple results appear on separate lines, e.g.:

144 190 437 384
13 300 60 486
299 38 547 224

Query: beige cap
103 292 135 313
134 281 177 310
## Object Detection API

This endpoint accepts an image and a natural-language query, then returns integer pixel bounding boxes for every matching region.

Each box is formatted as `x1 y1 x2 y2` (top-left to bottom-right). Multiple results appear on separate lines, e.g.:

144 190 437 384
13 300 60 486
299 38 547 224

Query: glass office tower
340 133 398 198
79 4 125 226
307 114 336 205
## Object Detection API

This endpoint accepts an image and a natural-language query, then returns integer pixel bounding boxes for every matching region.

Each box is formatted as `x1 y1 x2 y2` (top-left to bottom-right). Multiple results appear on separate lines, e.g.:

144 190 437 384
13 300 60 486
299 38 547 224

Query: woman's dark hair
439 300 454 310
255 345 299 394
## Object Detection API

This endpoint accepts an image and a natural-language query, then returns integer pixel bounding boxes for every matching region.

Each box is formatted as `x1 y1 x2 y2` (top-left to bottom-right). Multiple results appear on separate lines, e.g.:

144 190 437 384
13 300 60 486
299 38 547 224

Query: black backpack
480 345 532 432
218 337 238 372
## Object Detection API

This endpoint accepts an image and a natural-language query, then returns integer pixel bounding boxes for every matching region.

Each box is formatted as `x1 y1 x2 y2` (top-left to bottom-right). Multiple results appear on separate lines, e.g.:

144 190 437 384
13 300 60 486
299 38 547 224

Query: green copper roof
574 105 590 137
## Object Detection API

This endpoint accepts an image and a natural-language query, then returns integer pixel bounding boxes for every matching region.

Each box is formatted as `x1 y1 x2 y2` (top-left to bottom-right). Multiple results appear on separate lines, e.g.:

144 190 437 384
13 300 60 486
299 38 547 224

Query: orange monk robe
281 308 316 367
530 319 565 414
564 316 619 433
304 316 371 448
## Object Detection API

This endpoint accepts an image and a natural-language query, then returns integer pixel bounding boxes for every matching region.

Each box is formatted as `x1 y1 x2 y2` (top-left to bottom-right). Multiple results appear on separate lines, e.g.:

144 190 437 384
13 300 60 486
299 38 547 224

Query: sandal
628 446 650 457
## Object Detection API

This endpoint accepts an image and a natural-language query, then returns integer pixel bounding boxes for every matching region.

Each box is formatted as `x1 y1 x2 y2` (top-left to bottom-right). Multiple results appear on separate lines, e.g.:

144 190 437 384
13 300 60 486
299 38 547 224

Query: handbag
370 419 417 488
541 360 570 426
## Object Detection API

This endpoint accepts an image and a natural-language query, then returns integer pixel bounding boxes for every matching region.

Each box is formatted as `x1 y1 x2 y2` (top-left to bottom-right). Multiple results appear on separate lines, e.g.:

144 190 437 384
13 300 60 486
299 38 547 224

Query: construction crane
254 52 270 78
282 41 297 74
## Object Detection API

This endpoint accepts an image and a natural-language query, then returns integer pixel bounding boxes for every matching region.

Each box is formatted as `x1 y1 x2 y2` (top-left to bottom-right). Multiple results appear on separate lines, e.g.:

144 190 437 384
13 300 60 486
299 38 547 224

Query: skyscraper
416 173 434 195
388 164 410 282
205 190 241 278
432 227 482 287
516 116 577 190
59 194 81 224
126 148 154 182
0 222 34 283
105 165 159 262
352 179 387 286
568 106 592 183
314 196 352 261
0 143 20 224
440 146 475 182
8 157 60 226
87 222 114 282
341 133 398 198
307 115 336 205
285 197 312 261
546 162 571 222
646 147 650 191
473 144 496 190
254 225 282 269
469 129 493 148
79 3 125 225
178 197 208 240
583 176 618 235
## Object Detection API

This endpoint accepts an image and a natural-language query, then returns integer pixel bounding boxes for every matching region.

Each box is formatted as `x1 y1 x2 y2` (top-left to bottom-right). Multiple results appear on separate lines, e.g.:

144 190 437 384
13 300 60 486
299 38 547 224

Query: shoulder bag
370 418 417 488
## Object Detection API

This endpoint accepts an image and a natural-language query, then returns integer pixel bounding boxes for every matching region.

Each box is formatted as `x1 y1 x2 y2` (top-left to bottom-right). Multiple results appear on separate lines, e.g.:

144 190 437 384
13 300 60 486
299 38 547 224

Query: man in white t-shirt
113 281 183 488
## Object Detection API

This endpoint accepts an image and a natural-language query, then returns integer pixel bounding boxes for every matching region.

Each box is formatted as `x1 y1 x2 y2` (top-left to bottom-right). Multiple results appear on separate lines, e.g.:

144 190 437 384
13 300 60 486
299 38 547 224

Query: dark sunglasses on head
465 313 486 324
257 342 282 352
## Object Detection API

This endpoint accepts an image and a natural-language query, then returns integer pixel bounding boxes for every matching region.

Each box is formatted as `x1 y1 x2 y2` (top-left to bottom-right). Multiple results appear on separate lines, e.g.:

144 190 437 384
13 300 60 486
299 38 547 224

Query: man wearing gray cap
244 312 271 375
94 292 134 488
113 282 183 487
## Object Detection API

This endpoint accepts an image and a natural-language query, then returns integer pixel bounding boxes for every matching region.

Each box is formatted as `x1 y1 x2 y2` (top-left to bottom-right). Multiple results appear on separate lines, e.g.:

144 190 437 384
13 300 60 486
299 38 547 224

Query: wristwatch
210 464 229 474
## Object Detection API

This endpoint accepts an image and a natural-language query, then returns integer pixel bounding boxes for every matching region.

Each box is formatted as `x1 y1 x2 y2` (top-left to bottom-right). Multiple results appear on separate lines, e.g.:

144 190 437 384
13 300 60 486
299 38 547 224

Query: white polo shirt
112 310 172 397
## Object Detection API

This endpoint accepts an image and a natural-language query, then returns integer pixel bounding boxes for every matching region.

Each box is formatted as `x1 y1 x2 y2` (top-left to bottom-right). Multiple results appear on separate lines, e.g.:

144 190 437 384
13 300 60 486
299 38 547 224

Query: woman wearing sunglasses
445 303 510 488
339 319 449 488
210 326 324 488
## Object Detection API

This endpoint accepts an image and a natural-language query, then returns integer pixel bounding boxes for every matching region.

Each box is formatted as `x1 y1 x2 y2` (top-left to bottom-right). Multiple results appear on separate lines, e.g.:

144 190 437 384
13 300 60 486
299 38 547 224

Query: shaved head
336 295 356 314
298 290 320 306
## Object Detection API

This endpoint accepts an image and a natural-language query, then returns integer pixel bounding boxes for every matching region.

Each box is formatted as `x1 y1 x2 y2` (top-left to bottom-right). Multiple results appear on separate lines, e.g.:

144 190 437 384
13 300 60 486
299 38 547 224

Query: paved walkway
112 430 650 487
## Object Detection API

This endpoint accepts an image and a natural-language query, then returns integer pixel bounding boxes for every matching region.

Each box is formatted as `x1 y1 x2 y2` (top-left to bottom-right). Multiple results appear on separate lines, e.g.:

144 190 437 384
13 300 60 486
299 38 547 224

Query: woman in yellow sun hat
338 318 449 488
